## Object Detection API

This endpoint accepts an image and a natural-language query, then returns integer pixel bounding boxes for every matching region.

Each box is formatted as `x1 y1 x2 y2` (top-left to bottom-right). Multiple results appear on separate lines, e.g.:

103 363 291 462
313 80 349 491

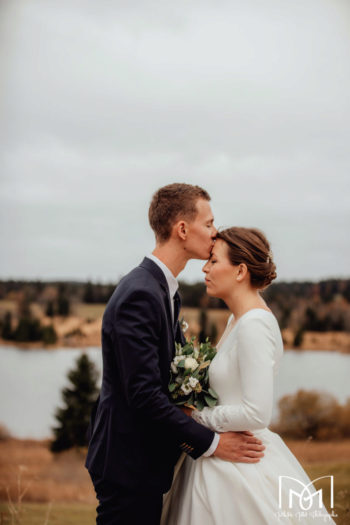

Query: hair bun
263 260 277 287
216 227 277 289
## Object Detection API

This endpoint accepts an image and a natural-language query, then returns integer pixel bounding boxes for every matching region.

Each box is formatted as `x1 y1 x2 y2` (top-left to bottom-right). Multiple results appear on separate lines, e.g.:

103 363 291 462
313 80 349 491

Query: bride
162 227 335 525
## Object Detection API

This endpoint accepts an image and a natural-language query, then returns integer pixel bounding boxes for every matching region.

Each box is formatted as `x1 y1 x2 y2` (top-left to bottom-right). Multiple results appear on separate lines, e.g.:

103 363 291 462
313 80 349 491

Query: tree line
0 278 349 345
1 277 349 307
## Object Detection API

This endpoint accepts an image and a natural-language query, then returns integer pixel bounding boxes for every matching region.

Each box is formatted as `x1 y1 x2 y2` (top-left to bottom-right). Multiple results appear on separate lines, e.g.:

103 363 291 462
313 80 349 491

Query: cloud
1 0 349 282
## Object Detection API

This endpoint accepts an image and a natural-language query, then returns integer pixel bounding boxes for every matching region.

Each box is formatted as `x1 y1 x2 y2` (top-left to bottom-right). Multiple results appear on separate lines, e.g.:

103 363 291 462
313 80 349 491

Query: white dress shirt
146 254 220 457
147 253 178 321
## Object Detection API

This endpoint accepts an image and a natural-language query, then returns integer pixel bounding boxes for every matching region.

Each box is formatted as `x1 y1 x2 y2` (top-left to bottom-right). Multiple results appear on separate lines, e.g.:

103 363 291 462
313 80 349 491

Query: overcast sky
1 0 349 283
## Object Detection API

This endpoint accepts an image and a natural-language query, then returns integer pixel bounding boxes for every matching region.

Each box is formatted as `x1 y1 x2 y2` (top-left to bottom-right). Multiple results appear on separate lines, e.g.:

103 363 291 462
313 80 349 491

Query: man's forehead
196 198 214 217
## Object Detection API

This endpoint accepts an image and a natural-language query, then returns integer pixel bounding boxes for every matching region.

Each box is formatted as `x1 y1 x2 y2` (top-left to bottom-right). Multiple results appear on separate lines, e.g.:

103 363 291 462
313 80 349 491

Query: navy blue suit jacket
85 257 214 492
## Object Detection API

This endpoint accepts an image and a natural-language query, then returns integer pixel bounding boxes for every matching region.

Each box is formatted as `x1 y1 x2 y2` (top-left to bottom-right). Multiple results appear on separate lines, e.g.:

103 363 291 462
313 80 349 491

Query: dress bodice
193 309 284 432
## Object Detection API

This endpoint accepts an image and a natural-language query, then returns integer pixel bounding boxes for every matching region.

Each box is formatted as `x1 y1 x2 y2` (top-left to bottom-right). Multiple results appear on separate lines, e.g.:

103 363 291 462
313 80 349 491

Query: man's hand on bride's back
213 431 265 463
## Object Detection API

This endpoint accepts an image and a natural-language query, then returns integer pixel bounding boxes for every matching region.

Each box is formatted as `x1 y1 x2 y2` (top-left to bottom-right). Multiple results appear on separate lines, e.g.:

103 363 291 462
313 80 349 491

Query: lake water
0 345 349 439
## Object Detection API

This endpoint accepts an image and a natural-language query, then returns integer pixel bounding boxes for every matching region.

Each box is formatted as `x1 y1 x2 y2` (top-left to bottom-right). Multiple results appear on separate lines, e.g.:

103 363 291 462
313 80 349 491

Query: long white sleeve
192 314 277 432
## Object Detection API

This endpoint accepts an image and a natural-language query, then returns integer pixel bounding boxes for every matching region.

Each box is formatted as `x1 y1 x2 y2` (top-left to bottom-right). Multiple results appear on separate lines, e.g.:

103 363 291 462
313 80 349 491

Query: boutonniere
179 316 189 334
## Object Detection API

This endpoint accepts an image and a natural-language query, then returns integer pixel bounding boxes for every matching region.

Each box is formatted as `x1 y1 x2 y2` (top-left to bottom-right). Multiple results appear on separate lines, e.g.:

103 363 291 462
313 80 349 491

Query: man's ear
176 220 187 241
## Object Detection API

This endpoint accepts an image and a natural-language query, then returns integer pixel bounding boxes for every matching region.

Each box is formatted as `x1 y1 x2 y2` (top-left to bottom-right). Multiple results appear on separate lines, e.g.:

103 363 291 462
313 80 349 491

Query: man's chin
202 248 212 260
191 252 211 261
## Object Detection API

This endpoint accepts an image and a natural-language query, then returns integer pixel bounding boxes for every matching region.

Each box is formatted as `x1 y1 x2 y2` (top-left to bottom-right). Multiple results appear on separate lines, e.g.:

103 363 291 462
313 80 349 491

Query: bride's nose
202 261 209 273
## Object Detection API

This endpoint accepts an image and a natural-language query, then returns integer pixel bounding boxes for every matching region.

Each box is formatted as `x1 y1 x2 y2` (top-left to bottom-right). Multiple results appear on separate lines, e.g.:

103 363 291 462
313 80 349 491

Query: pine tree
83 281 95 303
2 311 13 340
57 295 70 316
57 284 70 316
209 322 218 345
13 317 41 342
41 325 57 345
198 309 208 343
51 353 99 452
46 300 55 317
293 327 304 348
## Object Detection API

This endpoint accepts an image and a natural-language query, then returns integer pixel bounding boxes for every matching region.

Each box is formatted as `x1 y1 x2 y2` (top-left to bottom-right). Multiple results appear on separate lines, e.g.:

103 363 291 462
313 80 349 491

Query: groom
85 183 265 525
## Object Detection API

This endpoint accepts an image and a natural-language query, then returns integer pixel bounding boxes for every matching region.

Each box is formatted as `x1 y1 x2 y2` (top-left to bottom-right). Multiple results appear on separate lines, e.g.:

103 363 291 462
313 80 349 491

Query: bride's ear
236 263 248 282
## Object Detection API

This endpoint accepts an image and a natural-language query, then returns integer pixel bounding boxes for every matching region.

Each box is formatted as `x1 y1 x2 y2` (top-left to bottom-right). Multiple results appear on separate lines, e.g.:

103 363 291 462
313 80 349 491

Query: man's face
184 199 217 259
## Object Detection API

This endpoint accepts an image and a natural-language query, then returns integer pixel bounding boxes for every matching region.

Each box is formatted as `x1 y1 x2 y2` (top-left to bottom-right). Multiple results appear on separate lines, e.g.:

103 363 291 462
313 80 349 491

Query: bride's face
202 239 238 298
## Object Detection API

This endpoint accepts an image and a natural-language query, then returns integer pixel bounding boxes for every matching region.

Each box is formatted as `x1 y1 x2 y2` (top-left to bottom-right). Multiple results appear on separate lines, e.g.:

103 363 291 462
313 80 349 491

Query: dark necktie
173 291 181 327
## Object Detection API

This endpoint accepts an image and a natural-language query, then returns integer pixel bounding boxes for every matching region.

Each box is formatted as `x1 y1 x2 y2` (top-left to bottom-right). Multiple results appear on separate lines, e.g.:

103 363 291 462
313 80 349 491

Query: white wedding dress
162 309 336 524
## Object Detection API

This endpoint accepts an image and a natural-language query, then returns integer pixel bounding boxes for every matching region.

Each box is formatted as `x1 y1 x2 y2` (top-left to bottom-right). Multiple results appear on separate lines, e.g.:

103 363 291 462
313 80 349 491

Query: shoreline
1 328 350 353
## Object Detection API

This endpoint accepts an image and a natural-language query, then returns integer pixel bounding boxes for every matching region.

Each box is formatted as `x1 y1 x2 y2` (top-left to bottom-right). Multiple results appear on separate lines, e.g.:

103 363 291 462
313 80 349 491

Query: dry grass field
0 439 97 524
0 438 349 524
285 439 350 464
0 440 96 504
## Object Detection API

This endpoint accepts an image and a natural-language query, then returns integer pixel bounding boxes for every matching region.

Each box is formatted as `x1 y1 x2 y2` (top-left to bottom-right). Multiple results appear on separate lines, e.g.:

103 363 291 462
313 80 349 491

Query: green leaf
195 398 205 411
177 360 185 368
168 383 177 392
191 368 201 380
208 387 218 399
175 399 188 406
204 395 218 408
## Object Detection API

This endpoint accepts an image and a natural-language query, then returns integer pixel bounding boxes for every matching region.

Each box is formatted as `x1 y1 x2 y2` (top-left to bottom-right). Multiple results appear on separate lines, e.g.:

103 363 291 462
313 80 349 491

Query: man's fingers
245 437 264 445
243 444 265 452
244 450 265 459
238 442 265 452
245 436 262 445
237 456 261 463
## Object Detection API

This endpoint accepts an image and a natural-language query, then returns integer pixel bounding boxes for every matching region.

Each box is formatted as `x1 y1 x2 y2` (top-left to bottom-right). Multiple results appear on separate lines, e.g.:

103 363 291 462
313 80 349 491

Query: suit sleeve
192 315 277 432
112 290 214 458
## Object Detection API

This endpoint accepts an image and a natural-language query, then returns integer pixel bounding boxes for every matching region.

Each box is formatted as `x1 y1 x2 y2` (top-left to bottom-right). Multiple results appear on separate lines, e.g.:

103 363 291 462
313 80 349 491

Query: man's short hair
148 183 211 242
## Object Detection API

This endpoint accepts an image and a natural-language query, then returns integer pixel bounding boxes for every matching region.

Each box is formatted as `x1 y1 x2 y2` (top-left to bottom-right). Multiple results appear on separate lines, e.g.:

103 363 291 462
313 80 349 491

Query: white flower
180 383 192 395
184 357 198 372
188 376 199 389
181 319 189 333
171 355 186 374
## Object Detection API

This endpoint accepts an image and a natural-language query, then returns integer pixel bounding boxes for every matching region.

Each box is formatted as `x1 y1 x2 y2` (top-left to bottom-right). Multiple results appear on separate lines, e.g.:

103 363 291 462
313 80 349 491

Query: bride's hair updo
216 227 277 289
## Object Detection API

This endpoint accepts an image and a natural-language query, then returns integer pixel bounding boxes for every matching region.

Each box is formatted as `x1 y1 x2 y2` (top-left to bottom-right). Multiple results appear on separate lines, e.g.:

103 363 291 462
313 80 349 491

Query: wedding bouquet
168 335 218 411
